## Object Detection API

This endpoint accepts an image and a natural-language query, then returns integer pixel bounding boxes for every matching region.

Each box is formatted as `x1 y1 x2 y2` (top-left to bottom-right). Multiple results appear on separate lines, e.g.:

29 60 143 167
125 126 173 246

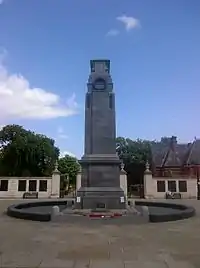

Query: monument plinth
76 60 125 209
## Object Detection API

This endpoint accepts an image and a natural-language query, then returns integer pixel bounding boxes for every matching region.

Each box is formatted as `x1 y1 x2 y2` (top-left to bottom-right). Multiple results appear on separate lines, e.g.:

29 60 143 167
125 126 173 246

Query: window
86 94 90 109
39 180 47 192
0 180 8 191
29 180 37 192
178 181 187 192
168 180 176 192
18 180 26 191
109 94 113 109
157 181 165 192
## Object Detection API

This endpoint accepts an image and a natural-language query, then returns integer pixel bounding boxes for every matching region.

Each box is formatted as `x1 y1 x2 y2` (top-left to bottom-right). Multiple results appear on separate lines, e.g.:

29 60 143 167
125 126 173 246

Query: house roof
151 136 200 167
186 139 200 165
151 142 168 167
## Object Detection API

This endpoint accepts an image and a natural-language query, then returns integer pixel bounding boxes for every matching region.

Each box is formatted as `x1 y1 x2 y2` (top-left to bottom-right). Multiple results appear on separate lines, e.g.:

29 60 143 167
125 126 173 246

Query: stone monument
76 60 126 209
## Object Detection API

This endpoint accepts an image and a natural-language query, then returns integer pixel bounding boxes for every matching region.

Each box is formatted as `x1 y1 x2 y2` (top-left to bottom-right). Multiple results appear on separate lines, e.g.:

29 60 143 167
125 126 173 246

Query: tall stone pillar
76 167 82 193
143 161 153 199
51 161 61 198
76 60 125 209
120 163 127 201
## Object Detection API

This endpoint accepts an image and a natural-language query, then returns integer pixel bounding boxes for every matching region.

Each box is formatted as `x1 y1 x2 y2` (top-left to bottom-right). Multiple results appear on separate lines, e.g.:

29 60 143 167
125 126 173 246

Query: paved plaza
0 199 200 267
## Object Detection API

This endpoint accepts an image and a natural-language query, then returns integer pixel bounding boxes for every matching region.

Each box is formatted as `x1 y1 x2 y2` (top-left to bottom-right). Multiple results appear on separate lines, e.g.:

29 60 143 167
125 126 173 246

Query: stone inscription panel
88 165 120 187
91 91 116 154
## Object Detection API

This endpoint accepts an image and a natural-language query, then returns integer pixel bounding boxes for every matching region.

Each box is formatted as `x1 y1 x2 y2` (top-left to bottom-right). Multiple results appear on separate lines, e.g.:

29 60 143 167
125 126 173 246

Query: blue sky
0 0 200 158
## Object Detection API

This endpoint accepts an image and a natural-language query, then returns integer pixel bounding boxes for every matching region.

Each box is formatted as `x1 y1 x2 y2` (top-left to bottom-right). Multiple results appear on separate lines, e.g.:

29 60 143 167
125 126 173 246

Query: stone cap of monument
77 165 82 174
120 162 127 174
52 160 61 174
79 154 121 164
90 59 110 73
144 161 152 175
76 160 81 173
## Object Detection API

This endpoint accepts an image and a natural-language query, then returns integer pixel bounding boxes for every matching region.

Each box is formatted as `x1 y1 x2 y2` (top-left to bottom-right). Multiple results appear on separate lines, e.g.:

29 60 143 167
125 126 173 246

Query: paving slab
39 259 74 268
124 260 168 268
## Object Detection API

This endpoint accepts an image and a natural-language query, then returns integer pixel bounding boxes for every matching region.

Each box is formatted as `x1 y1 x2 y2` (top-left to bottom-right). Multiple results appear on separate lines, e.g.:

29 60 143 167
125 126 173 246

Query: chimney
170 136 177 151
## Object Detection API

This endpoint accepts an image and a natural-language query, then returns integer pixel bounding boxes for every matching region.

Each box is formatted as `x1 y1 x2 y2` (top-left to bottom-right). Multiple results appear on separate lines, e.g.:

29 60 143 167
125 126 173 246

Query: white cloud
59 151 76 158
106 29 119 37
57 126 68 139
117 15 140 31
0 53 78 121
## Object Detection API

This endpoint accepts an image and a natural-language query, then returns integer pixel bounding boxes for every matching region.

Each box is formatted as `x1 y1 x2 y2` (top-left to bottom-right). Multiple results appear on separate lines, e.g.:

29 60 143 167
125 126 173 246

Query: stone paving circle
0 199 200 267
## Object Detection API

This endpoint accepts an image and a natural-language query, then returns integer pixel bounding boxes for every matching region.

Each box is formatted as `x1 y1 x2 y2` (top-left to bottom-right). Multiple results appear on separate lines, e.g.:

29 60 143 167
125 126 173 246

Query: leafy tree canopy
0 124 59 176
116 136 175 186
116 136 175 166
58 154 80 189
116 137 152 165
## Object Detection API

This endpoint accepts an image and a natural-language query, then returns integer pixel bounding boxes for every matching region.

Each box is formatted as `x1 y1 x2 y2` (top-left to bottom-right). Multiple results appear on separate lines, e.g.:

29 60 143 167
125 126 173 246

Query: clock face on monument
93 78 106 90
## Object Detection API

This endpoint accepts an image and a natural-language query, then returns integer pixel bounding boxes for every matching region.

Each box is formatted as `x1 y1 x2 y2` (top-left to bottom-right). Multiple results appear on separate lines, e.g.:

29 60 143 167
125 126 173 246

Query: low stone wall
7 199 196 223
0 177 51 198
135 200 196 222
7 200 75 222
0 172 60 199
144 172 197 199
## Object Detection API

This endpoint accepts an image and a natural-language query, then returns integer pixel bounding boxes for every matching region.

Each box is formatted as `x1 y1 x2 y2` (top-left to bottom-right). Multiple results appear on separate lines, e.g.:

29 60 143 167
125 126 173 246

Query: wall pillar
120 163 127 201
26 180 29 192
8 179 18 197
36 179 39 192
76 167 82 194
143 161 153 199
50 161 61 198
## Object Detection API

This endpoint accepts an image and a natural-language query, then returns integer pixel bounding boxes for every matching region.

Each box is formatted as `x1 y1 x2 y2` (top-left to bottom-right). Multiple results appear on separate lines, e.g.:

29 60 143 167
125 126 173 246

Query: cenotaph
76 60 126 209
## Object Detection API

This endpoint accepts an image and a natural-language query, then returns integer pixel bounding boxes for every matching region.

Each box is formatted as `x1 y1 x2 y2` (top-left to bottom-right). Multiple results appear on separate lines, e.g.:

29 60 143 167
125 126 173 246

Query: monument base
75 187 126 209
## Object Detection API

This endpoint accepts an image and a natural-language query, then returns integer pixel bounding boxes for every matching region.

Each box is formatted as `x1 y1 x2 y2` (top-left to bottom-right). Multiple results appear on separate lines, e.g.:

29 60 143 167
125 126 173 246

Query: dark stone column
76 60 125 209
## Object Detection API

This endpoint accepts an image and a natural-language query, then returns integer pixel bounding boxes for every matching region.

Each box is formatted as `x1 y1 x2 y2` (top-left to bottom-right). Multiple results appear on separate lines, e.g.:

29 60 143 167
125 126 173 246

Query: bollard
141 206 149 219
51 206 60 218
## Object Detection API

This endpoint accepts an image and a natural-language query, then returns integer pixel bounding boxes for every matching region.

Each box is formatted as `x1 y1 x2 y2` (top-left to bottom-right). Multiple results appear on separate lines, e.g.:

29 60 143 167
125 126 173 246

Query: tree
116 137 152 165
58 154 80 190
0 124 59 176
116 136 153 190
116 136 176 188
